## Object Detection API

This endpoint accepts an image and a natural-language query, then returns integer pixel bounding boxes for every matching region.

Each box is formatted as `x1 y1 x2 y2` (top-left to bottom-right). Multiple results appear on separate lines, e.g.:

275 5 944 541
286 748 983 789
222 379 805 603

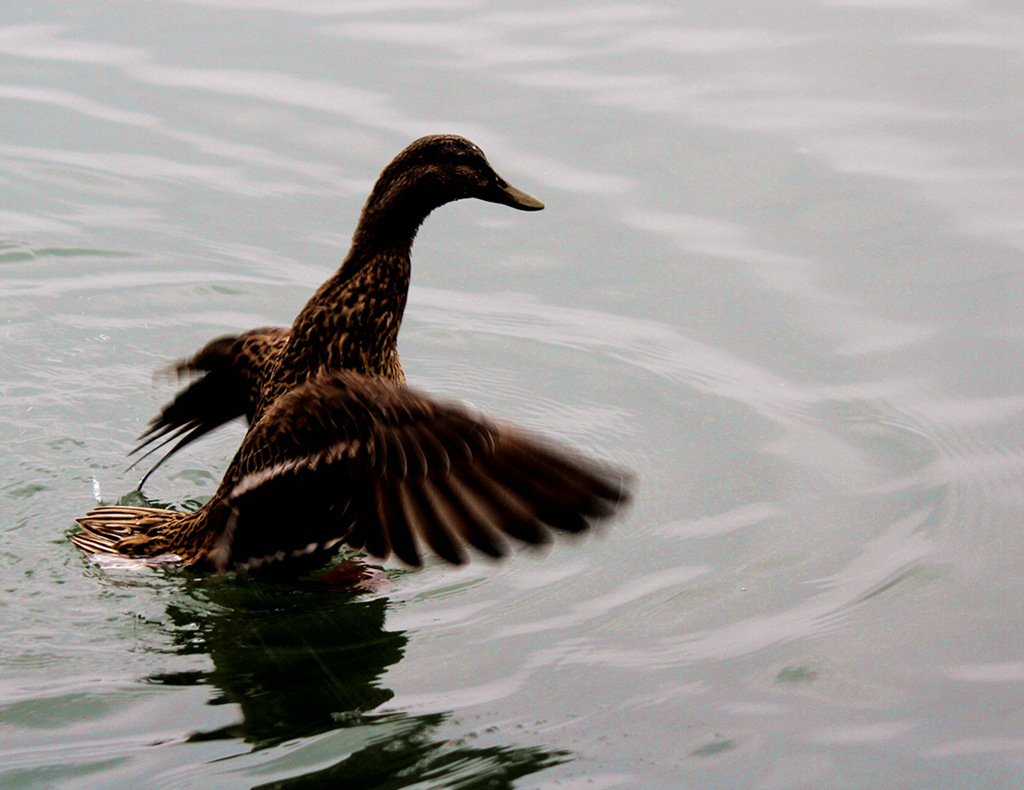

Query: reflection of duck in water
154 582 569 786
73 135 629 573
159 583 405 747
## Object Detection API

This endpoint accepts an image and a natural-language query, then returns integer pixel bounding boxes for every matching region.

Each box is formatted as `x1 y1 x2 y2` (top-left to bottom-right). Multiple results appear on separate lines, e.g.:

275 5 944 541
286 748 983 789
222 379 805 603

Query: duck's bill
484 179 545 211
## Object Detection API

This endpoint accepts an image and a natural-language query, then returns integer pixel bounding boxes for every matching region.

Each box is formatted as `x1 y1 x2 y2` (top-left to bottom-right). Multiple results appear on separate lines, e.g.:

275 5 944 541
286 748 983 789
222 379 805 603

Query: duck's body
79 370 624 571
74 135 626 573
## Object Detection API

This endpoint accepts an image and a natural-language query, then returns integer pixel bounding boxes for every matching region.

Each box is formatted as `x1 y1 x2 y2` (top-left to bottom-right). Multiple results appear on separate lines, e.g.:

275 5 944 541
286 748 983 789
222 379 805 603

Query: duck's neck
350 182 436 254
257 192 439 416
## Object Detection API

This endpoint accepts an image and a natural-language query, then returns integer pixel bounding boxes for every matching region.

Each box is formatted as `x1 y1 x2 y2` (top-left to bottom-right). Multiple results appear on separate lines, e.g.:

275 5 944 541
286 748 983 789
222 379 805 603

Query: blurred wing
210 372 630 572
130 327 290 485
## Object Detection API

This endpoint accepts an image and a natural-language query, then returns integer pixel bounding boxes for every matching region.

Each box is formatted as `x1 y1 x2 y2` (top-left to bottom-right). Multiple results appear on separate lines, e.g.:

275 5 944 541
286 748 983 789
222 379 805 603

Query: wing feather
210 371 629 572
131 328 289 482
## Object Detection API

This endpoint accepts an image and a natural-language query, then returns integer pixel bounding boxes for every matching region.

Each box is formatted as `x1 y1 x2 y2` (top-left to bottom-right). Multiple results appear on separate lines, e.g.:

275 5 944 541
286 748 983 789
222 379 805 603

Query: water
3 0 1024 787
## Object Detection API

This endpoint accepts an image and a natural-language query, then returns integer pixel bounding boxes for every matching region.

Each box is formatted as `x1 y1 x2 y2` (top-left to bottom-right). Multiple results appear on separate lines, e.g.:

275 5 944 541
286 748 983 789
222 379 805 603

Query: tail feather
72 505 180 556
70 529 120 555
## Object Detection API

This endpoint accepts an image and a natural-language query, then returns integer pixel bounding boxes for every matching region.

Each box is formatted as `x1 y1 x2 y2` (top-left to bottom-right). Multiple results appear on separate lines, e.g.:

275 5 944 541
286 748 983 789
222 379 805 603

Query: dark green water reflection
142 577 568 787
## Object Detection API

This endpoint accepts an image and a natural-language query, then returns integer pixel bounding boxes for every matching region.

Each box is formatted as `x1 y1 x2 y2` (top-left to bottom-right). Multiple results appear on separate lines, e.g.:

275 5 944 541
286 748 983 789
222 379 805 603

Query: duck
73 135 629 572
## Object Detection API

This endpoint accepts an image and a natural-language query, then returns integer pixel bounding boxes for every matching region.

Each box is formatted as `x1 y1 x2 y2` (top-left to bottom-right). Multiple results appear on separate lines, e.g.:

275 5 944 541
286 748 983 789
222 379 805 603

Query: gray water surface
3 1 1024 788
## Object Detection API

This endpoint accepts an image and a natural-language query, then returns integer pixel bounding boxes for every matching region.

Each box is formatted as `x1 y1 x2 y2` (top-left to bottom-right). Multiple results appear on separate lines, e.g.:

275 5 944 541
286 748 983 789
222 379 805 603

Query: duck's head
367 135 544 223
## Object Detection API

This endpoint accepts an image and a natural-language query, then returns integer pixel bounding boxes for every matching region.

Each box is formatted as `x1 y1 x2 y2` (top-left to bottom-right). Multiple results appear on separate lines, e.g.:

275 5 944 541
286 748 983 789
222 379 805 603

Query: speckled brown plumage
73 135 628 572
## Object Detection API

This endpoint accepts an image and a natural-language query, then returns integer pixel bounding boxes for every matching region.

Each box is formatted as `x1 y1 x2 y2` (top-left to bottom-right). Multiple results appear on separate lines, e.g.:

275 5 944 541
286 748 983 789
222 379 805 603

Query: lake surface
3 0 1024 787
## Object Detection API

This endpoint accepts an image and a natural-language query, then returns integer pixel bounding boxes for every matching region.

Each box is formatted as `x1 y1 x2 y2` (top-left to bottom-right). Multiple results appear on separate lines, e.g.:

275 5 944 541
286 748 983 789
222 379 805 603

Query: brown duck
73 135 628 572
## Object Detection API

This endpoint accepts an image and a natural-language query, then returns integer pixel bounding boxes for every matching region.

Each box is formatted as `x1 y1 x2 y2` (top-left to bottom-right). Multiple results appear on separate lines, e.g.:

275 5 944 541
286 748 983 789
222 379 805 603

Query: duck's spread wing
210 372 630 572
130 327 290 484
